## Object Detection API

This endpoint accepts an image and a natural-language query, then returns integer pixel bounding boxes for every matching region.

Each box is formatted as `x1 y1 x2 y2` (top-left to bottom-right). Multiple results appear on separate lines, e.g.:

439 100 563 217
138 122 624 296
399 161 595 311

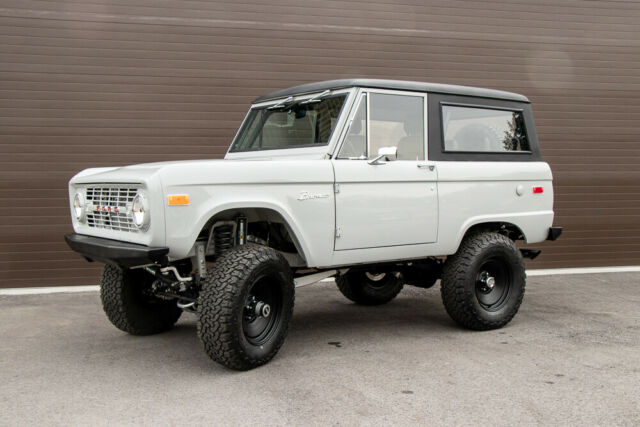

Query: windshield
229 94 347 152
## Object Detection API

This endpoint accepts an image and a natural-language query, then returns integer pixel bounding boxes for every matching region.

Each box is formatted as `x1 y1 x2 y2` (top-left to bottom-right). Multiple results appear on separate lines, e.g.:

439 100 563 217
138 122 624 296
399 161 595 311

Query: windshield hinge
334 183 340 194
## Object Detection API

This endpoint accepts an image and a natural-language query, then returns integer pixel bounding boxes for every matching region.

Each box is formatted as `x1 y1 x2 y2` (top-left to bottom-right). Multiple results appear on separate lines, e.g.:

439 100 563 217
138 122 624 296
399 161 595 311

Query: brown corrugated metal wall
1 0 640 288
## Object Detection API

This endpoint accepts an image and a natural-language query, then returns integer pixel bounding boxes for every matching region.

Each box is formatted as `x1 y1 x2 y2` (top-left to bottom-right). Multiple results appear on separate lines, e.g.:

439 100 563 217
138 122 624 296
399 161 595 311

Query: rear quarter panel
436 161 554 254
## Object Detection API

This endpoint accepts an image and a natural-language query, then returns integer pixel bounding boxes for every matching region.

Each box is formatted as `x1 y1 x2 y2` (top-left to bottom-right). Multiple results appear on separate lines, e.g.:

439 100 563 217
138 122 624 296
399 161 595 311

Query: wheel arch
191 204 309 265
455 221 526 251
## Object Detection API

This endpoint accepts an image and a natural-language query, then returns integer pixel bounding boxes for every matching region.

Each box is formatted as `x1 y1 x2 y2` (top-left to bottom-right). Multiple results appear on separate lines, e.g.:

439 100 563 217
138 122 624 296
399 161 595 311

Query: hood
70 158 334 187
69 160 227 184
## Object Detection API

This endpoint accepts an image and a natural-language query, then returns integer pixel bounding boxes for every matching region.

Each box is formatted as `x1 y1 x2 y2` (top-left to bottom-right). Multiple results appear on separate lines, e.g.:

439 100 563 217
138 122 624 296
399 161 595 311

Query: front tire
441 232 525 330
100 264 182 335
336 271 404 305
197 244 295 371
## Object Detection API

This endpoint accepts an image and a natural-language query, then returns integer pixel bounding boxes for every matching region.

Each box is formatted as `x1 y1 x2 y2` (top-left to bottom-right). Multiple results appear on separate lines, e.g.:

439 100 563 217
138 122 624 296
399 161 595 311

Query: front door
332 90 438 250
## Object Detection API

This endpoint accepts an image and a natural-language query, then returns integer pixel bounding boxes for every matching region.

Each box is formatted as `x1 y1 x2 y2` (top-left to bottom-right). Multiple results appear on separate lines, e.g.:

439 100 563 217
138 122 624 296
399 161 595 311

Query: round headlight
73 192 85 222
131 193 150 229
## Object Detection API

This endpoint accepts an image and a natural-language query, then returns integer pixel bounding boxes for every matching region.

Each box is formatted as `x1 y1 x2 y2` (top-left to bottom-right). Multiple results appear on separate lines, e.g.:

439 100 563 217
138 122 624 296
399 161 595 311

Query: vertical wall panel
1 0 640 287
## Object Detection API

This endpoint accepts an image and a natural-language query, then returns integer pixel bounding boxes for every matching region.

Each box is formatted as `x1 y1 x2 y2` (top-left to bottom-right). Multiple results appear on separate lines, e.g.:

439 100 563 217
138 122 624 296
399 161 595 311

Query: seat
396 120 423 160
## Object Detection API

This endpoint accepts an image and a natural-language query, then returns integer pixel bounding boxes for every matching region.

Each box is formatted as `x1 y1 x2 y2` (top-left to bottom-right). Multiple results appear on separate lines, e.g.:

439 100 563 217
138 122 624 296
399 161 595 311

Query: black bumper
65 233 169 268
547 227 563 241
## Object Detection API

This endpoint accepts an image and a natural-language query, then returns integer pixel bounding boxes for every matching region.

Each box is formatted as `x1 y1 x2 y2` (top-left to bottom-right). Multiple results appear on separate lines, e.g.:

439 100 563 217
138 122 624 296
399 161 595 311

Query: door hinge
334 183 340 194
335 227 342 238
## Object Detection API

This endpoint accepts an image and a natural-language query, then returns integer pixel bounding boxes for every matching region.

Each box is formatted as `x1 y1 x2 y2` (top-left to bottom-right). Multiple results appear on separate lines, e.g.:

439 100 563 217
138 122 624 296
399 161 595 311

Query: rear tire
197 244 295 371
441 232 525 330
100 264 182 335
336 271 404 306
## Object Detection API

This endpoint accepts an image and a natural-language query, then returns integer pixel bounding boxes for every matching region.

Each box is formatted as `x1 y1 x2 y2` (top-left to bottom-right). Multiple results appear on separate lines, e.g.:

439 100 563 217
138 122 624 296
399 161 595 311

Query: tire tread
440 232 525 330
100 264 182 335
197 244 294 371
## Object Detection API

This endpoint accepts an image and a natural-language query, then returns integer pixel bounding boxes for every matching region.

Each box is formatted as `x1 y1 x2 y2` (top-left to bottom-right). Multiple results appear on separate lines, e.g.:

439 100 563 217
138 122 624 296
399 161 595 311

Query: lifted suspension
143 265 199 312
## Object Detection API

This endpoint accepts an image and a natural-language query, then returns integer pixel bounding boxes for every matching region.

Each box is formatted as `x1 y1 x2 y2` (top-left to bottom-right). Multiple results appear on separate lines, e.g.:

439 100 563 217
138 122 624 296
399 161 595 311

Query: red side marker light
533 186 544 194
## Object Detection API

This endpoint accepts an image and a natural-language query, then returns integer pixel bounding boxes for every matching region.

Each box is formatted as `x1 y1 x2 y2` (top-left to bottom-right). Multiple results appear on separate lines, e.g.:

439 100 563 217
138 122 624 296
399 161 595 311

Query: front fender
162 183 335 266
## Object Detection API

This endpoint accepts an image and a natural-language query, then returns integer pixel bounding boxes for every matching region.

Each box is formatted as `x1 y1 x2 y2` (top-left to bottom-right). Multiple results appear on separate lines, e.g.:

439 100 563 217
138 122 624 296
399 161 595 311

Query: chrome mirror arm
367 154 388 165
368 146 398 165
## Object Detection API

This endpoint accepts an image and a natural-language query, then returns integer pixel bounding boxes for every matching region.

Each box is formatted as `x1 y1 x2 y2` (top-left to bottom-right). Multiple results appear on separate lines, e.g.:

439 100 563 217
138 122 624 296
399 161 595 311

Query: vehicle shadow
151 287 460 371
65 287 461 374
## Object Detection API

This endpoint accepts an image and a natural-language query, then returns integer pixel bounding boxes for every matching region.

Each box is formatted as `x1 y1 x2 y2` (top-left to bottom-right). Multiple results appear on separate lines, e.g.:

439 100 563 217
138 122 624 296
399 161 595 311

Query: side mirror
368 146 398 165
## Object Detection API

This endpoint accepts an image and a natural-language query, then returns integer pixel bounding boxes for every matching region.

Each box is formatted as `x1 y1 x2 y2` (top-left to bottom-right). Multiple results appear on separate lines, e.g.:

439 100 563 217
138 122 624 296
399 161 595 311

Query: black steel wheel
441 232 525 330
474 258 512 311
197 244 294 371
336 271 404 305
242 275 283 346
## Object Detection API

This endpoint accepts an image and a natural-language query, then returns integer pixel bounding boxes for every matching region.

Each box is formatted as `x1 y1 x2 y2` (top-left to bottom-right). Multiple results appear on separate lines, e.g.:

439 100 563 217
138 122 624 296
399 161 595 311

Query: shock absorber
237 216 247 245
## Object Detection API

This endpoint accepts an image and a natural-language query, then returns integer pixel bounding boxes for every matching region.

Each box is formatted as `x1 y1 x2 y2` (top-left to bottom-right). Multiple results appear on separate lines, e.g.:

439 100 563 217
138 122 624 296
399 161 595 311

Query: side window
442 105 530 153
370 93 424 161
338 95 367 159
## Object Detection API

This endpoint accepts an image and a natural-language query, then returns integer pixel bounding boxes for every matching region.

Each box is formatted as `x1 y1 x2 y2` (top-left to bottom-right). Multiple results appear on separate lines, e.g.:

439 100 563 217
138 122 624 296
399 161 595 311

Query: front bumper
65 233 169 268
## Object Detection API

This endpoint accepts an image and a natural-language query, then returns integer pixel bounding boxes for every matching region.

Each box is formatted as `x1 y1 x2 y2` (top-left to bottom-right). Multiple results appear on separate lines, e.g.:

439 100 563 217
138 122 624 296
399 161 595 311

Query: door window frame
333 88 428 161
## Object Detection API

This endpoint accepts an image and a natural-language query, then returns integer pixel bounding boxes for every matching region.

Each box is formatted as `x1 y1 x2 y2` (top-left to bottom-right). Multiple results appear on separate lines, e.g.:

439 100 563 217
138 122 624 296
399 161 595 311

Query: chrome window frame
332 88 428 161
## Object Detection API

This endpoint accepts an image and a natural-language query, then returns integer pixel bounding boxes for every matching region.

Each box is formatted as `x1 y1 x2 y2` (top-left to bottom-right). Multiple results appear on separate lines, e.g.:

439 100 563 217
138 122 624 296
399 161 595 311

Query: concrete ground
1 273 639 426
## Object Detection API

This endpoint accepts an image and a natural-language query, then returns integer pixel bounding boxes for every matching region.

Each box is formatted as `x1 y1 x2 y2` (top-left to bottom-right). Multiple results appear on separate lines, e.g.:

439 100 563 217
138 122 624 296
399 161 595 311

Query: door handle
417 163 435 171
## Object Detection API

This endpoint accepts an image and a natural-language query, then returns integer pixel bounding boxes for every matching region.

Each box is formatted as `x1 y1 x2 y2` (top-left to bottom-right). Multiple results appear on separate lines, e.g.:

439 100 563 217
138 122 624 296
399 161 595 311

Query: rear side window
442 105 530 153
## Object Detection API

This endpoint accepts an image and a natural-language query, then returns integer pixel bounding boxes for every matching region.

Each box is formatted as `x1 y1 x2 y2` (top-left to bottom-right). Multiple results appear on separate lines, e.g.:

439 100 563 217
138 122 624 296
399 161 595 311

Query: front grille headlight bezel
77 184 146 233
73 191 86 222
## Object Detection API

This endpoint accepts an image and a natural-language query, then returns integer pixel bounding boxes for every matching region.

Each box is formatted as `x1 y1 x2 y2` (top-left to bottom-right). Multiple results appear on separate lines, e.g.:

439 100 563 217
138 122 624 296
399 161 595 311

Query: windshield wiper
267 96 294 110
300 90 331 105
266 90 332 111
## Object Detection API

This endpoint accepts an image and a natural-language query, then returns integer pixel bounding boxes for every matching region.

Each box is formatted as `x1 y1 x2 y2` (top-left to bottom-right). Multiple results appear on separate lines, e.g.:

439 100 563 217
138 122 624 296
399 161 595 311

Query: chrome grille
85 185 139 233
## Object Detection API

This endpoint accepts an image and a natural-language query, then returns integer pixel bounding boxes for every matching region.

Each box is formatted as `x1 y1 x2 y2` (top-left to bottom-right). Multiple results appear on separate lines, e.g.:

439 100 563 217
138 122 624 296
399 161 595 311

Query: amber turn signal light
168 194 189 205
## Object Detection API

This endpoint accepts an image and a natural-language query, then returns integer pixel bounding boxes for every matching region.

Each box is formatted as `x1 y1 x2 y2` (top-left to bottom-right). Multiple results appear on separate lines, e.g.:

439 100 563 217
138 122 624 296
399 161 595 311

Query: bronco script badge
297 191 330 201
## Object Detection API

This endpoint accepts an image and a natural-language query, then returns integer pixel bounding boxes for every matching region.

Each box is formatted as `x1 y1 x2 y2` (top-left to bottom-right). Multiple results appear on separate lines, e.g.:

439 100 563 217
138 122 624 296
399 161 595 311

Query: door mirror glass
378 146 397 160
368 146 398 165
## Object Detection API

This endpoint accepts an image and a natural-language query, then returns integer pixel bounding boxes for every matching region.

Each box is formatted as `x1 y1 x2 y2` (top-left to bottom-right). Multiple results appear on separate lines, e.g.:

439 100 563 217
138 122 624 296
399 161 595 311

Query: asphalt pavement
1 272 639 426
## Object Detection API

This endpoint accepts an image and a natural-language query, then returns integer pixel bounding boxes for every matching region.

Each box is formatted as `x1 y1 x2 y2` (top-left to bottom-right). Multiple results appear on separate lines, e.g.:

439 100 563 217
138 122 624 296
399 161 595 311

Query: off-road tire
197 244 295 371
336 271 404 306
441 232 525 330
100 264 182 335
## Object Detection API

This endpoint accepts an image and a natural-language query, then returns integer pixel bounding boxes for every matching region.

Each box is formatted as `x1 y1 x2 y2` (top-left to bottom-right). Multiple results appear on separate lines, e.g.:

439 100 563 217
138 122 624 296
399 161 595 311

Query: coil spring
213 224 234 255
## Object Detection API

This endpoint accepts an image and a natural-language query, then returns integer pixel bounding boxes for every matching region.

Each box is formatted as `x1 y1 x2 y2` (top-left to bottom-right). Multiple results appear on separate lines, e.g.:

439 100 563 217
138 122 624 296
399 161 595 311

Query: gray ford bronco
66 79 561 370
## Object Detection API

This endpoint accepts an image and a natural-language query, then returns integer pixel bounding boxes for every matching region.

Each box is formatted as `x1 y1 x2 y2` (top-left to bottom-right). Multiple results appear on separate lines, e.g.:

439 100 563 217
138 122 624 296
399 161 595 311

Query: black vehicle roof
253 79 530 103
